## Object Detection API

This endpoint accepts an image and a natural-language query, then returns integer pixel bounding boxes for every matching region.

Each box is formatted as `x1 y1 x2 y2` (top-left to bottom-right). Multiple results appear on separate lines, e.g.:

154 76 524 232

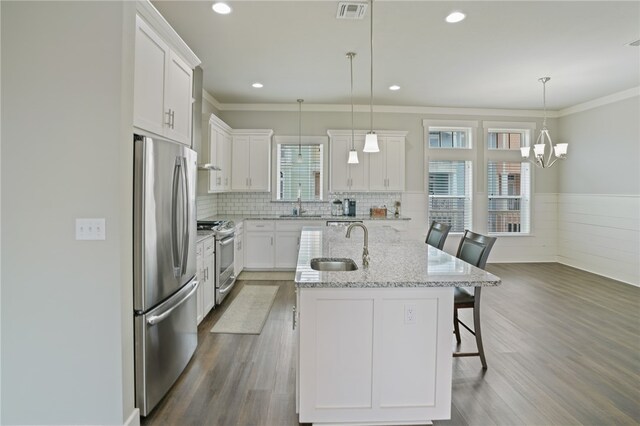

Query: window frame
483 121 536 236
271 135 329 202
423 120 478 234
427 160 473 233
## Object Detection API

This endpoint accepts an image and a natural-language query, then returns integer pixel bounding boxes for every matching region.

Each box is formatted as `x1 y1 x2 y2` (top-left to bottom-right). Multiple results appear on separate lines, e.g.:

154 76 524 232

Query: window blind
428 160 472 232
487 161 531 233
277 144 323 201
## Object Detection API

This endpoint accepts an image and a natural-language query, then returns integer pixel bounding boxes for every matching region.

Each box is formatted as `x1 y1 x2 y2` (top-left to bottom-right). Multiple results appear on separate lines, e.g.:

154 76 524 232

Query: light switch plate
76 218 106 240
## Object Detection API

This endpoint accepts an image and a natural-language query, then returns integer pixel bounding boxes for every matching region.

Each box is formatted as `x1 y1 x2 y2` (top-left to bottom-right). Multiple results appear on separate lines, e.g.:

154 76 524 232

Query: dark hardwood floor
142 263 640 426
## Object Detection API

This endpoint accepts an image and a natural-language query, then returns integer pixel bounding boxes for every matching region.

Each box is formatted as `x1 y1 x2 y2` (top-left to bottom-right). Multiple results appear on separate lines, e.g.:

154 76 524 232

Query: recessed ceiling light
252 82 264 88
445 11 466 23
389 85 401 91
212 2 232 15
626 39 640 47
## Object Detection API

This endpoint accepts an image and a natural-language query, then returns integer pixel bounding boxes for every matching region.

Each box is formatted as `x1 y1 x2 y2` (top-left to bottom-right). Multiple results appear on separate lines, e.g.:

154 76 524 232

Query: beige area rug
210 285 279 334
236 271 295 281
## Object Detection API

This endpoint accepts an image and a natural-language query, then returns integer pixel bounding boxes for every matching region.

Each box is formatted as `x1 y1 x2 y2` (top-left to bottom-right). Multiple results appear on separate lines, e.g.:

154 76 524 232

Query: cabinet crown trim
136 0 201 68
327 129 408 138
232 129 274 137
208 114 233 133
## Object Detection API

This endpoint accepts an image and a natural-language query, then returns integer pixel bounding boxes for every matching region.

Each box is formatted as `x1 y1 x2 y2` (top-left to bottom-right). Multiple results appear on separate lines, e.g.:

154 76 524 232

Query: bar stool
425 221 451 250
453 230 497 369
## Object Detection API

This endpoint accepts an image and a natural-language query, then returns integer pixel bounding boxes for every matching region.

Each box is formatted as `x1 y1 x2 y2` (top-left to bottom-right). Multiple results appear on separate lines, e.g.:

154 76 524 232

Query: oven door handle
219 236 235 246
219 276 236 295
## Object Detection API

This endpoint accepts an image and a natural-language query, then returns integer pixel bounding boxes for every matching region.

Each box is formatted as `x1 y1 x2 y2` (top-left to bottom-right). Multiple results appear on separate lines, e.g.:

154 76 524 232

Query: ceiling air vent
336 2 368 20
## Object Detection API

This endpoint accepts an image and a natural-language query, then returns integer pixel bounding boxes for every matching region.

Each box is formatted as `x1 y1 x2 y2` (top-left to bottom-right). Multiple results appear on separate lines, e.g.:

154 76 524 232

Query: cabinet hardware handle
292 305 297 330
270 237 273 245
165 109 172 126
170 110 175 129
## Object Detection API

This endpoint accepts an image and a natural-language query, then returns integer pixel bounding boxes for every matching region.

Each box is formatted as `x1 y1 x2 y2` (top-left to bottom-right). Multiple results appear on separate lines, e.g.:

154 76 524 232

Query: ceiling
152 1 639 111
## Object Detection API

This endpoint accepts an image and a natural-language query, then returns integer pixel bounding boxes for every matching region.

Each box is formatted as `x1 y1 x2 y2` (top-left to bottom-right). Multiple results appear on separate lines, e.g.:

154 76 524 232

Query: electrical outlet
404 303 416 324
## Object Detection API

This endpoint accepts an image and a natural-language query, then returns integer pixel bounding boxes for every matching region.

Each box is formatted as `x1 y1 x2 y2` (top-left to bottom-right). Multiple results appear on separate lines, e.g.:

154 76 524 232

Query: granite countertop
295 226 501 289
196 229 214 242
201 214 410 223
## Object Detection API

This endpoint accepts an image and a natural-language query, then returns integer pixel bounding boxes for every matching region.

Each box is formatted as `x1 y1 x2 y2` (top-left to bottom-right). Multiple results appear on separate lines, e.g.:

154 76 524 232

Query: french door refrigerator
133 134 198 416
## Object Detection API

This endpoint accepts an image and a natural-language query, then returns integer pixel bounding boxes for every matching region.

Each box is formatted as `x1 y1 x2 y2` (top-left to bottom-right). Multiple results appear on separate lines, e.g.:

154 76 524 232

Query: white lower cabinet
234 222 244 274
244 220 322 270
297 286 454 424
196 235 215 324
244 221 275 269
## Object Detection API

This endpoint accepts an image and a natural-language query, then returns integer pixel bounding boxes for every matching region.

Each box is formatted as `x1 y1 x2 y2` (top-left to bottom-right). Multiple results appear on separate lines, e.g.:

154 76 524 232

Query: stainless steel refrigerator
133 134 198 416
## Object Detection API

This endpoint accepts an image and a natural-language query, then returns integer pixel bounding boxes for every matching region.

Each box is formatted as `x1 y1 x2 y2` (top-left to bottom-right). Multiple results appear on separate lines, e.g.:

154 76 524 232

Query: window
429 130 468 148
428 160 472 232
487 161 530 233
276 144 323 201
487 131 524 150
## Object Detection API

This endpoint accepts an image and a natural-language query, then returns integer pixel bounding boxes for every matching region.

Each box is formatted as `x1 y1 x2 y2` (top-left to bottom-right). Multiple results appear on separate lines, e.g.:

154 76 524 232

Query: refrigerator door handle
147 280 199 326
171 157 183 278
180 156 190 276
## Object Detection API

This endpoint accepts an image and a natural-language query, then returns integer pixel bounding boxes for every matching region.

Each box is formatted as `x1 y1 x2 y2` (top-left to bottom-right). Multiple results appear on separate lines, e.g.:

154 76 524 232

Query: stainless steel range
197 220 237 305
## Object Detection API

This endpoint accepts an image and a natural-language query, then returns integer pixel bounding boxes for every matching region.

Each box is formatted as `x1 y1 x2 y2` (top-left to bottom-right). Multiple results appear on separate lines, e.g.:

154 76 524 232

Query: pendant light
363 0 379 153
520 77 568 168
296 99 304 163
347 52 359 164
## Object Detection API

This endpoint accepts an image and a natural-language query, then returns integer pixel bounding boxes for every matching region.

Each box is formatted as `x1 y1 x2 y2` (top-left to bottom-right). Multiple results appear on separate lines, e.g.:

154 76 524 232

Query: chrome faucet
346 222 370 267
296 196 306 216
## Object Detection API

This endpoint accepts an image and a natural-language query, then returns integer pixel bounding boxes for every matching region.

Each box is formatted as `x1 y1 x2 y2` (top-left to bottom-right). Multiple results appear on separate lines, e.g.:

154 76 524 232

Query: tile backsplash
198 192 402 218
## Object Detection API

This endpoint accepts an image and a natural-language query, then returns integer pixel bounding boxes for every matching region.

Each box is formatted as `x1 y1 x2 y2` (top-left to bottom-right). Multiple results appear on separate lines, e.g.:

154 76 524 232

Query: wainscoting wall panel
557 193 639 286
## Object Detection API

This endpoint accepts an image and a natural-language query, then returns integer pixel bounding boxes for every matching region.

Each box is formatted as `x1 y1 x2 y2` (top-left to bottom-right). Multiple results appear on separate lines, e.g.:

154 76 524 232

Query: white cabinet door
368 137 388 191
234 224 244 274
208 126 221 191
196 241 204 324
231 135 251 191
231 133 272 191
203 237 215 315
275 231 300 269
329 134 368 192
223 133 232 190
244 232 275 269
385 136 405 191
134 16 168 137
165 50 193 145
249 135 271 191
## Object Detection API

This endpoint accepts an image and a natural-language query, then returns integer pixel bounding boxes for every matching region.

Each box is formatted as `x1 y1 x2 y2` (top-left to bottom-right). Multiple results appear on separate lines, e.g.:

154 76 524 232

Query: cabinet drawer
196 241 204 258
245 220 275 232
276 220 323 232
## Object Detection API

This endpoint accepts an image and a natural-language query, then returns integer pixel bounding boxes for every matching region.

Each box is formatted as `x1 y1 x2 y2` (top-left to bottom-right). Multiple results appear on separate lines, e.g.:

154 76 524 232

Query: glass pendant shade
348 149 359 164
533 144 546 157
554 143 568 157
364 132 379 152
520 147 530 159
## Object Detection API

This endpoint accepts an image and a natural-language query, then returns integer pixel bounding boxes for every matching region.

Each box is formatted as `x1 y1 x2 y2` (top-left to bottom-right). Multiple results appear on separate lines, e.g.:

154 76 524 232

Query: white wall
557 95 640 286
1 2 136 424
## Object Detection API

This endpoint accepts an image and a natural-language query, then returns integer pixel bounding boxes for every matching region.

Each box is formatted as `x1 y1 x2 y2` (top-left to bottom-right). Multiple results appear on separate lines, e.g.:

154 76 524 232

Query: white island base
296 286 454 425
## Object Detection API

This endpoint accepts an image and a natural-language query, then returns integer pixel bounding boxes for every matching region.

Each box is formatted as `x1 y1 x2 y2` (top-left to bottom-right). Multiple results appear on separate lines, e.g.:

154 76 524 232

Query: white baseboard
124 408 140 426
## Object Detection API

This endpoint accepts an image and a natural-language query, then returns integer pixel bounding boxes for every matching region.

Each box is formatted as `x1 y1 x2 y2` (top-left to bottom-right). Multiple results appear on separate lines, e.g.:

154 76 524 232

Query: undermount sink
310 258 358 272
279 214 323 218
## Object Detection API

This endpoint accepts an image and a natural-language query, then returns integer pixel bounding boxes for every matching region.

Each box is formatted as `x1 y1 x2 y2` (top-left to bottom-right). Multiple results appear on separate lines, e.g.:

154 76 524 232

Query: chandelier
521 77 568 168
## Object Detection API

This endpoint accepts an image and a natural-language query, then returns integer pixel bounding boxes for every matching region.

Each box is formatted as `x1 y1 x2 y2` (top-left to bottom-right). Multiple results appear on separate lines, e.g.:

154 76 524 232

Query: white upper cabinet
328 132 369 192
133 3 200 146
369 135 406 191
231 130 273 192
329 130 406 192
201 114 233 193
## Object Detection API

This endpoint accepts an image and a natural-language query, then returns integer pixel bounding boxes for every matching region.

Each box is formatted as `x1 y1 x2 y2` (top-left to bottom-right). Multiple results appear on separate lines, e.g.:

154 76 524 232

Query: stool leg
473 292 487 369
453 307 461 344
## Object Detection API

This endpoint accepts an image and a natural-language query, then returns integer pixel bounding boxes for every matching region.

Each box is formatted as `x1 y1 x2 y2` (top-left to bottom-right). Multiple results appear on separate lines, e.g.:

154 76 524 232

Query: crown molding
136 1 200 68
217 102 555 118
558 86 640 117
202 90 222 111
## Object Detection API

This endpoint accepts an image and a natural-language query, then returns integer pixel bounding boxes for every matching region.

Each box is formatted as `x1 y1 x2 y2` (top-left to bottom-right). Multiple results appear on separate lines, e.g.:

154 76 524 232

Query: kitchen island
294 226 500 425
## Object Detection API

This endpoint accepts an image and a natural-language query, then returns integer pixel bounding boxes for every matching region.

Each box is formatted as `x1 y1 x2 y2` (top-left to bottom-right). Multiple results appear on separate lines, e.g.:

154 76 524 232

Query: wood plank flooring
141 263 640 426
